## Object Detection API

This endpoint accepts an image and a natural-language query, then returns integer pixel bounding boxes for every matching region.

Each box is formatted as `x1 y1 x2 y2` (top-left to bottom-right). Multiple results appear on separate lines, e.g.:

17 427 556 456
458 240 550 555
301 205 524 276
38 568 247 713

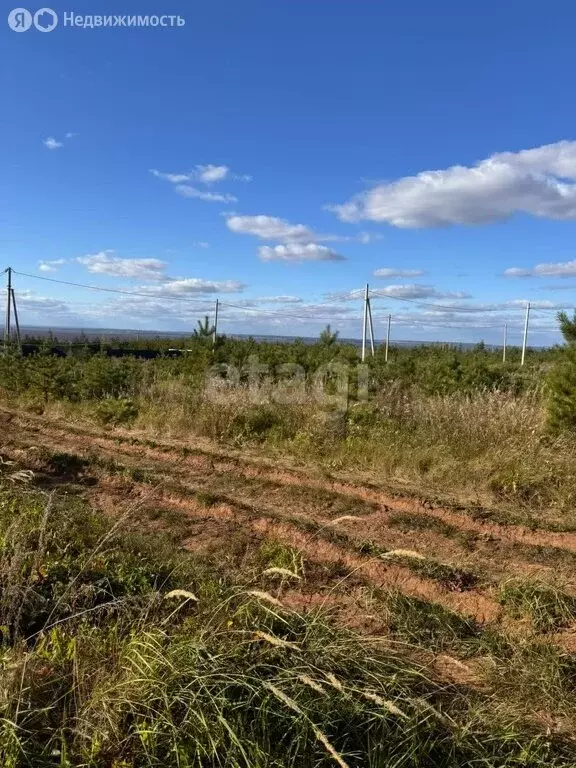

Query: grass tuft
498 579 576 632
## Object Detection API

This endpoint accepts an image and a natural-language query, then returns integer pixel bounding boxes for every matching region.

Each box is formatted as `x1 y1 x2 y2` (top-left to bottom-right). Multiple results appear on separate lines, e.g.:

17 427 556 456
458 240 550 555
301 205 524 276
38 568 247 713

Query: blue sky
3 0 576 344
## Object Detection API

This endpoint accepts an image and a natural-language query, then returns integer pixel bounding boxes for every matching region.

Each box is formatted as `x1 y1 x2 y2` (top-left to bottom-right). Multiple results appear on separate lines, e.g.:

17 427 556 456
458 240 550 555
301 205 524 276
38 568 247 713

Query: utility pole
361 283 369 362
502 323 507 364
213 298 219 348
11 289 21 354
385 313 391 363
521 302 530 366
4 267 11 354
367 294 375 357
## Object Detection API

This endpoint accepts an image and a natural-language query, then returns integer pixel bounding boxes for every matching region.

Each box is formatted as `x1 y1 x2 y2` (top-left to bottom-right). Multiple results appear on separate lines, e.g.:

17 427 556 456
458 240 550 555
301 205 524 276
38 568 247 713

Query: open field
4 399 576 765
3 333 576 765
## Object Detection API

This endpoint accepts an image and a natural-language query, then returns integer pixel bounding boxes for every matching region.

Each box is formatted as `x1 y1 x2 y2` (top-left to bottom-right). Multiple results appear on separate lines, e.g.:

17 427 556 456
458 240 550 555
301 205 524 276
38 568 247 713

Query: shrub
547 345 576 431
95 397 139 427
231 404 294 441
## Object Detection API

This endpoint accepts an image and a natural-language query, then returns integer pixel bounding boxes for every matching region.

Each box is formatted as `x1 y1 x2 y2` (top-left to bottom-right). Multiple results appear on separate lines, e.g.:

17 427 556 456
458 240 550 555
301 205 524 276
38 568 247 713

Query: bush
231 404 292 441
95 397 139 427
547 346 576 431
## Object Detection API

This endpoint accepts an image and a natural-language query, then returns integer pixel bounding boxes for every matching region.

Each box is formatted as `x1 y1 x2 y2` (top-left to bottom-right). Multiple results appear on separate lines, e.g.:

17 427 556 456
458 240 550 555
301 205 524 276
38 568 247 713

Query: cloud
358 232 383 244
43 137 63 150
330 139 576 228
150 170 191 184
136 278 246 296
225 214 368 251
150 164 250 188
256 295 303 304
373 267 425 278
38 259 66 273
328 284 470 302
192 241 210 249
196 164 229 183
77 251 167 280
503 267 532 278
226 215 315 242
504 260 576 278
43 133 75 150
175 185 237 203
16 290 73 315
373 285 471 300
258 243 346 262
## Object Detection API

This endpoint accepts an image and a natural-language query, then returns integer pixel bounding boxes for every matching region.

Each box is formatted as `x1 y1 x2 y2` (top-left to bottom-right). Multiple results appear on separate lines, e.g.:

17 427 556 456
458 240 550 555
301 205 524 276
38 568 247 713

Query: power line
11 268 571 326
13 270 357 320
370 290 573 314
13 270 218 305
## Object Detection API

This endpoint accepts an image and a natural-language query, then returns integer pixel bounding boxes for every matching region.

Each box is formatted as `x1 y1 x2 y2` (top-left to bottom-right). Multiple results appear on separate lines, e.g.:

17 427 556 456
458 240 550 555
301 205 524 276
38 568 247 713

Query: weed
382 590 483 649
388 512 458 538
95 397 139 427
390 555 480 592
195 489 221 507
498 579 576 631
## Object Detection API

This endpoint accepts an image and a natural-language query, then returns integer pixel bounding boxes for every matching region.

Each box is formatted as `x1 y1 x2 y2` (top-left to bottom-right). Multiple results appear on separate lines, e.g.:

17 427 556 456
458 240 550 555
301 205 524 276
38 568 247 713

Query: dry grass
18 380 576 523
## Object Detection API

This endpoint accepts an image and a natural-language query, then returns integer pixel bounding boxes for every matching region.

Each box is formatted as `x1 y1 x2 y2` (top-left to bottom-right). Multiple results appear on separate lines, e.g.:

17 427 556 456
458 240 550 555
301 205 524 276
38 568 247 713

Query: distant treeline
20 342 184 359
0 332 562 406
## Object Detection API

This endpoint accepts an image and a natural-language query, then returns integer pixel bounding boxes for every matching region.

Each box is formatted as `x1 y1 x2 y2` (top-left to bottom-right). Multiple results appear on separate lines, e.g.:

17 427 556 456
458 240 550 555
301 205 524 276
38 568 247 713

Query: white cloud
37 258 66 273
233 296 304 306
17 290 73 315
77 251 167 280
258 243 346 262
150 164 250 188
373 285 471 300
150 169 191 184
192 241 210 249
225 213 368 250
373 267 425 278
196 164 229 183
137 278 246 296
175 185 237 203
502 267 532 278
44 137 63 150
226 214 315 242
65 132 76 139
358 232 383 244
330 139 576 228
504 260 576 278
257 295 303 304
329 284 470 301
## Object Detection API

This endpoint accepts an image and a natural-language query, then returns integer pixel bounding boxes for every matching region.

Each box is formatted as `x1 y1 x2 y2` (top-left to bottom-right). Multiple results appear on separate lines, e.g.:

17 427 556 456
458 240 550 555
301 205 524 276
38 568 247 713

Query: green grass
355 539 480 592
1 476 576 765
381 590 483 650
498 579 576 632
393 556 480 592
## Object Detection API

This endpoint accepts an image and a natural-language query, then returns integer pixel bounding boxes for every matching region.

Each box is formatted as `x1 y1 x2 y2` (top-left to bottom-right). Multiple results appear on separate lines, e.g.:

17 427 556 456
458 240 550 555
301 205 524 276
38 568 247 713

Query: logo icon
34 7 57 31
8 8 32 31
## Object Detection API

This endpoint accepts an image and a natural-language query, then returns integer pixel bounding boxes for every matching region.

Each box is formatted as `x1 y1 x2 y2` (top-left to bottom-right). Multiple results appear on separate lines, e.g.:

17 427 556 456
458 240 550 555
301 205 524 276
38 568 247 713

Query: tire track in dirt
17 410 576 560
3 409 576 616
90 477 501 623
0 411 504 623
5 410 571 582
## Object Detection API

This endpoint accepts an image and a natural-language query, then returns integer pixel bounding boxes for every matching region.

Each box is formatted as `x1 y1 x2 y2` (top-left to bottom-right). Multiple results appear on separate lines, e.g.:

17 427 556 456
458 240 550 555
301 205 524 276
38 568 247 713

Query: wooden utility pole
521 302 530 366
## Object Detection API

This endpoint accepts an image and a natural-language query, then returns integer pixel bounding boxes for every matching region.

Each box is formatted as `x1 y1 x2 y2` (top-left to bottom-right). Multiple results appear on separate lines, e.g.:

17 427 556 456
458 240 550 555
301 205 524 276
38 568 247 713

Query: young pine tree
547 311 576 431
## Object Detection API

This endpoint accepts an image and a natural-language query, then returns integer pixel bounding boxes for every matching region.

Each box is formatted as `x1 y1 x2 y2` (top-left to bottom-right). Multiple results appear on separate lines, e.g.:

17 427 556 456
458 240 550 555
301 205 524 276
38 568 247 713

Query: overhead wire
9 269 572 331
